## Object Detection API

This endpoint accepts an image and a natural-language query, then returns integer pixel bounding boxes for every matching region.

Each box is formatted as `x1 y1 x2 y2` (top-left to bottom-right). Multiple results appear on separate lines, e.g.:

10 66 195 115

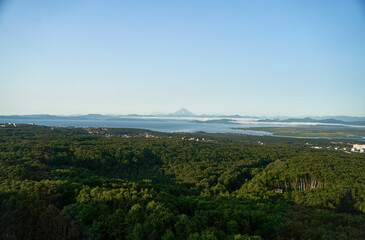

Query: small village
1 123 365 151
310 143 365 154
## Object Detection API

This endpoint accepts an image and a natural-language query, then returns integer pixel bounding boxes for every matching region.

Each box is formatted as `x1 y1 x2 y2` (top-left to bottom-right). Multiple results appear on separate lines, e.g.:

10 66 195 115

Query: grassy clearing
233 126 365 138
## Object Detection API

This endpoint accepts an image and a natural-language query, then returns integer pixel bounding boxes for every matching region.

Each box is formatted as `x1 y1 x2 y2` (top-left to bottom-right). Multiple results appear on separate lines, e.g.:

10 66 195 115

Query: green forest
0 125 365 240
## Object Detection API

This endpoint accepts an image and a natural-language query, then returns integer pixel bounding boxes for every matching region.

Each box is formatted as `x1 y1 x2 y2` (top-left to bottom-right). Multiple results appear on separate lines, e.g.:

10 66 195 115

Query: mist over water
0 117 272 135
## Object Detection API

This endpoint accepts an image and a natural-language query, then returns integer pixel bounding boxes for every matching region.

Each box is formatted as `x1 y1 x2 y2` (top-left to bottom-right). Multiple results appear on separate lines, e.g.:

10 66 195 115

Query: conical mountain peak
169 108 195 117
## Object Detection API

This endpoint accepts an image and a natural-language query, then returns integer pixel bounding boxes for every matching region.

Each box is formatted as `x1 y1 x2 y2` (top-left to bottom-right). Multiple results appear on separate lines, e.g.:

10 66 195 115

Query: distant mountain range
258 117 365 126
0 109 364 126
126 108 255 118
313 116 365 122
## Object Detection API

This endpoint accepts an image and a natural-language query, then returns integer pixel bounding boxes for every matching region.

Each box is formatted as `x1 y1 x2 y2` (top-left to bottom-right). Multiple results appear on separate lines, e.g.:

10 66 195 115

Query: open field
233 126 365 139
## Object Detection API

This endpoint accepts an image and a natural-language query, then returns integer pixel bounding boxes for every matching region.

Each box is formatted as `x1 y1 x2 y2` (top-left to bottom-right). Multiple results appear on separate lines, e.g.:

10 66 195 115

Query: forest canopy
0 124 364 239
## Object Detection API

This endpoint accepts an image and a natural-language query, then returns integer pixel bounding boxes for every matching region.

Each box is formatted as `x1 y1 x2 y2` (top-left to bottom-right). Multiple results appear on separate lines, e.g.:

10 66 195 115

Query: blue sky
0 0 364 116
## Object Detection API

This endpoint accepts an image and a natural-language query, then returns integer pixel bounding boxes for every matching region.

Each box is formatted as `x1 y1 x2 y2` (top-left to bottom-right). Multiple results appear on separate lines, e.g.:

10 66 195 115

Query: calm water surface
0 117 271 135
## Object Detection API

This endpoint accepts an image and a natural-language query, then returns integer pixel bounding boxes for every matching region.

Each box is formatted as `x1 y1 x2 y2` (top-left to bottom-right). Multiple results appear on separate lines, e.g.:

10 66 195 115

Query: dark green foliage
0 125 364 239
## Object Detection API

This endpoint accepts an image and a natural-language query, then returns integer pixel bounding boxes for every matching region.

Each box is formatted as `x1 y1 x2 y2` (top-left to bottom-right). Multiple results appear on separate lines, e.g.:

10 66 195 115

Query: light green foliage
0 125 364 239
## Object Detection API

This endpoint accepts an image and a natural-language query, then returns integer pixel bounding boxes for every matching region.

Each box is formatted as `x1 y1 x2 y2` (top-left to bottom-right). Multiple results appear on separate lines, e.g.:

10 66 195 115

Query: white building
353 144 365 150
353 144 365 149
352 144 365 153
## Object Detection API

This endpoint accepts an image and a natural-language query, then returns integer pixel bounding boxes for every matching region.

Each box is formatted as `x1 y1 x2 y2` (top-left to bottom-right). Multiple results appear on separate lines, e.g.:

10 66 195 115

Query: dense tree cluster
0 125 364 239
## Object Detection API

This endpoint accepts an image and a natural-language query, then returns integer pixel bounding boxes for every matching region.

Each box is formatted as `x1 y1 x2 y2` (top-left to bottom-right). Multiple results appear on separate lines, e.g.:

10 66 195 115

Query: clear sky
0 0 364 116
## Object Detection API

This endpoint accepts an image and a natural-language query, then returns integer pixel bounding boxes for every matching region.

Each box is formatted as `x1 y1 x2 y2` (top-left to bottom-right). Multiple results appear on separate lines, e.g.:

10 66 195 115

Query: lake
0 117 272 135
